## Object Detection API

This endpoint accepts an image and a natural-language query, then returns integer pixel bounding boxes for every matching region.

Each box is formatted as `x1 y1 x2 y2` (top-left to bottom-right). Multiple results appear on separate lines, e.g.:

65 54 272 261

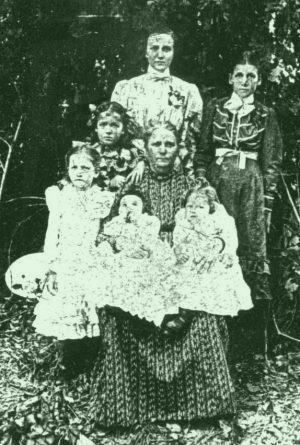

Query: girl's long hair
88 101 142 148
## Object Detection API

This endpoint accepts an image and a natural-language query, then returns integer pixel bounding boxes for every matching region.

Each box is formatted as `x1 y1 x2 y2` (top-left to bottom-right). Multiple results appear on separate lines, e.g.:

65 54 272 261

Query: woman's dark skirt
88 307 236 428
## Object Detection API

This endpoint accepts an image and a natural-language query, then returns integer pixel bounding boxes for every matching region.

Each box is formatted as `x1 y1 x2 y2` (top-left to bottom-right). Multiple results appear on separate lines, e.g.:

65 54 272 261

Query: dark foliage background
0 2 300 443
0 0 299 344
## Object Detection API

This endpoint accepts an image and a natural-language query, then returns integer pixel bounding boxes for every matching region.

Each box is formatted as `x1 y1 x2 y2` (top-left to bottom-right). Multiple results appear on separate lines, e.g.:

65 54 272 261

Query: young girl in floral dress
32 145 115 340
194 51 283 301
86 101 145 190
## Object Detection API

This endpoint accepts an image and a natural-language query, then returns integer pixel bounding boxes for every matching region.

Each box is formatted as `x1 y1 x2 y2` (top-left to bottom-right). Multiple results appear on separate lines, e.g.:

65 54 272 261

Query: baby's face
185 193 210 223
95 192 115 218
119 195 143 220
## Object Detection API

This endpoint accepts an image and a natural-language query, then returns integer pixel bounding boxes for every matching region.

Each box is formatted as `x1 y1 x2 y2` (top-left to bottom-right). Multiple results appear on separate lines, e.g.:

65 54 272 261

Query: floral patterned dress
112 68 203 179
93 143 140 191
33 184 115 340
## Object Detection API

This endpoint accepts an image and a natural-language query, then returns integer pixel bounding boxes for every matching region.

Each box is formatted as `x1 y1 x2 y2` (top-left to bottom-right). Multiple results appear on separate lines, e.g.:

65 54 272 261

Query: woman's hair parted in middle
143 121 179 147
229 50 261 75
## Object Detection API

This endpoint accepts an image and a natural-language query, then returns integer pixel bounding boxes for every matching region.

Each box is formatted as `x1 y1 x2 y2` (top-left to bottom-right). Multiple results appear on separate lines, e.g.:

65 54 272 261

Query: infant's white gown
161 205 253 317
94 203 252 325
6 192 252 335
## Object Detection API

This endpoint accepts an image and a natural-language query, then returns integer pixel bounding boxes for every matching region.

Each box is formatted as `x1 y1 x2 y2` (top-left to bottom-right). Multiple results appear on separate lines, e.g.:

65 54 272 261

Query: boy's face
119 195 143 220
68 154 98 190
229 64 260 99
97 112 124 146
185 193 210 223
146 33 174 72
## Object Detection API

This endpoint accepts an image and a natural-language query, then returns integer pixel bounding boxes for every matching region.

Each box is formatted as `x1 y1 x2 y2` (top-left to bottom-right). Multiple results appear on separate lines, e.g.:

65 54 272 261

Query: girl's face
68 154 98 190
97 112 124 146
229 64 260 99
119 195 143 219
147 128 178 174
185 193 210 223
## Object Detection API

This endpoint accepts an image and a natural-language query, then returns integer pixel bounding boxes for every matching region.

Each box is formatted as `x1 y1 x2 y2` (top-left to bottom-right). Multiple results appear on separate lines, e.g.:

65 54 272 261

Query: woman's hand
110 175 126 189
127 160 145 184
45 270 58 295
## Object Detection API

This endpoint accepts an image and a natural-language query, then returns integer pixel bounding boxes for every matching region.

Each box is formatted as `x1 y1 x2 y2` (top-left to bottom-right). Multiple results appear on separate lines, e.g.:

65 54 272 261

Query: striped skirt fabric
89 307 236 428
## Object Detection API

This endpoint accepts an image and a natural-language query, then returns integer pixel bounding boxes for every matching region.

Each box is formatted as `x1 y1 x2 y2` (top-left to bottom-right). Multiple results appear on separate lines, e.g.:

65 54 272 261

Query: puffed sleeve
43 186 61 266
179 84 203 182
194 98 218 178
262 107 283 212
186 83 203 132
111 80 130 109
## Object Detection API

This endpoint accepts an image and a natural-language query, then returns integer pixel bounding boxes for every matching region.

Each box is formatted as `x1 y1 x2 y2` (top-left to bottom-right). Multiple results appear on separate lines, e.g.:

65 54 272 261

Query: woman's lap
88 307 236 428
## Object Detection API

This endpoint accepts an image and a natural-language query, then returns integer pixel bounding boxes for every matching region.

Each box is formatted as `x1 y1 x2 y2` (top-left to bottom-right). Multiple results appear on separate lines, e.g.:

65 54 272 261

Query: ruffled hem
95 261 253 324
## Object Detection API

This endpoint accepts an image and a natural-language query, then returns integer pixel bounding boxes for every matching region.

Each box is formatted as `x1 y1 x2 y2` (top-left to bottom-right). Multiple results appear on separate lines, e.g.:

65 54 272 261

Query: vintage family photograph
0 0 299 444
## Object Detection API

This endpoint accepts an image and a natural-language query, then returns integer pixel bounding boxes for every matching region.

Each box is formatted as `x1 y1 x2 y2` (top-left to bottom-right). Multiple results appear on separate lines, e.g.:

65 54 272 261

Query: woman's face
146 33 174 72
185 193 210 223
97 112 124 146
68 154 98 190
229 64 260 99
119 195 143 220
146 128 178 174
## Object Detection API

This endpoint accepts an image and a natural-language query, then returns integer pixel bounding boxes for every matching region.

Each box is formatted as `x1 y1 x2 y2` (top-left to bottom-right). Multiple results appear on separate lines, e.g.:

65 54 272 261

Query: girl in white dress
32 145 115 340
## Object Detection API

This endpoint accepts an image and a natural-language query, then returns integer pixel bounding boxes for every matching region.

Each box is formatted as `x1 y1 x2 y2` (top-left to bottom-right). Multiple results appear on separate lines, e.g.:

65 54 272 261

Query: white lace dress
33 184 115 340
161 205 253 317
95 214 175 326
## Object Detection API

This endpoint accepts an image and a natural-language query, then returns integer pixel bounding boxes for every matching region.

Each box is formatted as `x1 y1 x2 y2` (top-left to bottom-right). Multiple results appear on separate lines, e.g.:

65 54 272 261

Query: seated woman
88 122 236 429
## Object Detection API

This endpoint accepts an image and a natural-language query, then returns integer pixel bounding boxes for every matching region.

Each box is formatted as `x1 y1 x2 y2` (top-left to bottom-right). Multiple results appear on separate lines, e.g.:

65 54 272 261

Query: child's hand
110 175 126 189
174 245 189 264
45 270 58 295
127 161 145 184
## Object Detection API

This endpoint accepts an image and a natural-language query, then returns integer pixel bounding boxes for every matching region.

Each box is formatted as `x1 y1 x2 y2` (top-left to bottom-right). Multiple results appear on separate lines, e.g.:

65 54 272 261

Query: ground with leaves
1 296 300 445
